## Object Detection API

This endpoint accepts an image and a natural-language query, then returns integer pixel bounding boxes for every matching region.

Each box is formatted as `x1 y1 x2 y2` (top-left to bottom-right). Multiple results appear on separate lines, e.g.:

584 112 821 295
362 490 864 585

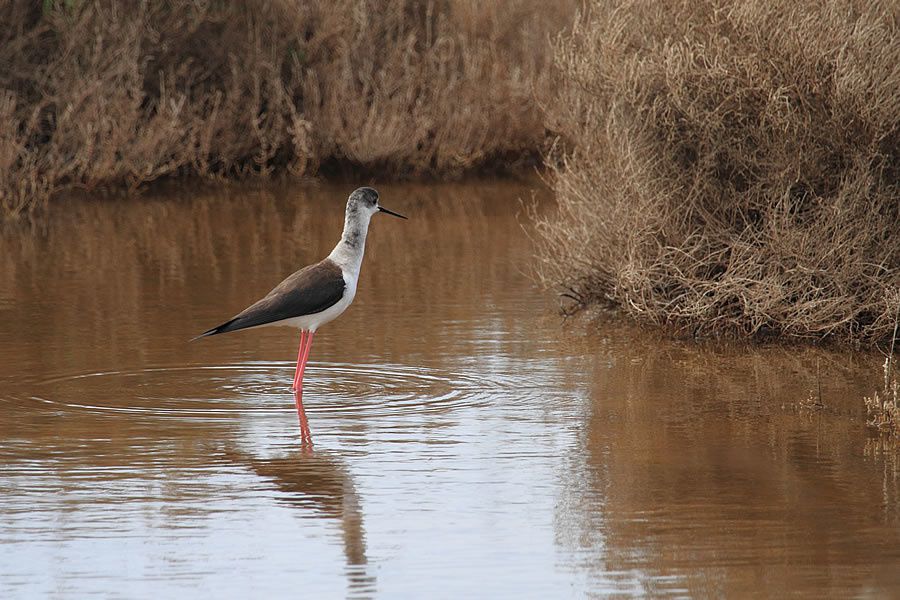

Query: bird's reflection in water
226 447 374 597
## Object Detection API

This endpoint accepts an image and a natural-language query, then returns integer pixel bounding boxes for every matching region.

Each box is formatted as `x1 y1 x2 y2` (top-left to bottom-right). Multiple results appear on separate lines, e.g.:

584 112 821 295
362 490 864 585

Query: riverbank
535 0 900 347
3 0 898 352
0 0 572 216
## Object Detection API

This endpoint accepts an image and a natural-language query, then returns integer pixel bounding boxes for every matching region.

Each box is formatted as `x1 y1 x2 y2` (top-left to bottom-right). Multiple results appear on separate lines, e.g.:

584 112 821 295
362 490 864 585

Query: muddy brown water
1 181 898 598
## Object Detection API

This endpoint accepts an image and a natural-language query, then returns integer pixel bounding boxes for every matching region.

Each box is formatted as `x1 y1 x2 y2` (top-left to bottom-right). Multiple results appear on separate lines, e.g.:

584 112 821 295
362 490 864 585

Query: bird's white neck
327 206 372 275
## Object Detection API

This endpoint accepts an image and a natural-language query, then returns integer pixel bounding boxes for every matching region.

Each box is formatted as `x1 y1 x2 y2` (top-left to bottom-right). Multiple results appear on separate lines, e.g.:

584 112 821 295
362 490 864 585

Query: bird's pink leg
296 331 316 392
293 330 316 443
291 331 308 392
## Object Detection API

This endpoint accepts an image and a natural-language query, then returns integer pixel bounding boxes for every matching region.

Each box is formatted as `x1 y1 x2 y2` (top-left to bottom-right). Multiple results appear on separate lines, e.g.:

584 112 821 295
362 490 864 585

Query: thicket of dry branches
536 0 900 345
0 0 571 216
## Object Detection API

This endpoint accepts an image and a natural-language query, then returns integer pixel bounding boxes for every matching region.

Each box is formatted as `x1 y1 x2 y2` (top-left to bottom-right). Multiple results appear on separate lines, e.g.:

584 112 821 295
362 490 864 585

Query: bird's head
347 187 407 220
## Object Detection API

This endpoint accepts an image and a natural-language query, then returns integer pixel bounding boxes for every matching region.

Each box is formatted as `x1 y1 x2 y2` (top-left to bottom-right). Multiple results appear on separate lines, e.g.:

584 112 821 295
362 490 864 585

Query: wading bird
195 187 406 441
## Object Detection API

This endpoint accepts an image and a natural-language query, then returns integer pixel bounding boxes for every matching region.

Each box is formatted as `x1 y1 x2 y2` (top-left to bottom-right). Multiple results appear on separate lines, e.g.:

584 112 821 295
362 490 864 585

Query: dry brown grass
865 307 900 436
864 362 899 436
0 0 573 217
536 0 900 346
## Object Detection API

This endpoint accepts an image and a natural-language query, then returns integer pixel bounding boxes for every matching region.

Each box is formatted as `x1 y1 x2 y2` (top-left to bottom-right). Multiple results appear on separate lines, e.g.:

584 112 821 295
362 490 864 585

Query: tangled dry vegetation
536 0 900 346
0 0 571 216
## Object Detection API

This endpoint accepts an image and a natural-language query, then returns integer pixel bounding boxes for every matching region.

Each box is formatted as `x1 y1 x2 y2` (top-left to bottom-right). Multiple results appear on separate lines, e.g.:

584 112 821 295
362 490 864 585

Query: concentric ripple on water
14 360 529 421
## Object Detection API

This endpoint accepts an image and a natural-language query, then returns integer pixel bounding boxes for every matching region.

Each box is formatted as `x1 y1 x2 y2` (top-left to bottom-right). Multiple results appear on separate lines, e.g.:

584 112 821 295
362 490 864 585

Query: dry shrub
536 0 900 345
0 0 572 216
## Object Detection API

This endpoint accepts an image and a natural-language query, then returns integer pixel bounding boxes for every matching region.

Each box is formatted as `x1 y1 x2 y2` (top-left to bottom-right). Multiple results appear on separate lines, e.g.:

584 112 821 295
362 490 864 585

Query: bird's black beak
378 206 407 219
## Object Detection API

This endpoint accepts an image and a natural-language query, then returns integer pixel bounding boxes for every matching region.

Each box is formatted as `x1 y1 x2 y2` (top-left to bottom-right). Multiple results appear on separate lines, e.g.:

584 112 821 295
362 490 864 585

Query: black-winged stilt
195 187 406 441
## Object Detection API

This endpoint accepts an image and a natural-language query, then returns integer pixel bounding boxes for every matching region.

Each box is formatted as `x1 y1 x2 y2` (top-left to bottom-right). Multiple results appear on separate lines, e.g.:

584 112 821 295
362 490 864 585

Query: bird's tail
190 318 238 341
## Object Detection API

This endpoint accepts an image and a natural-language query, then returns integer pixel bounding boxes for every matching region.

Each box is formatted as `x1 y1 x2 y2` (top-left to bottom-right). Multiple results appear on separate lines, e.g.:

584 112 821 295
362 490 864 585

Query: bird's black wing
195 259 345 338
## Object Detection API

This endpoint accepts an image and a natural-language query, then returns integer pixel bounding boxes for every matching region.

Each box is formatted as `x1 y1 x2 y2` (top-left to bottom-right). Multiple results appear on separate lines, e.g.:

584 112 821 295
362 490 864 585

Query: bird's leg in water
292 330 316 442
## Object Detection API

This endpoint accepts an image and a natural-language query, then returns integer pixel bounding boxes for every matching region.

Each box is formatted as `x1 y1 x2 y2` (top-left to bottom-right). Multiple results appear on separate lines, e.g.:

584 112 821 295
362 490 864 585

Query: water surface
1 181 898 598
